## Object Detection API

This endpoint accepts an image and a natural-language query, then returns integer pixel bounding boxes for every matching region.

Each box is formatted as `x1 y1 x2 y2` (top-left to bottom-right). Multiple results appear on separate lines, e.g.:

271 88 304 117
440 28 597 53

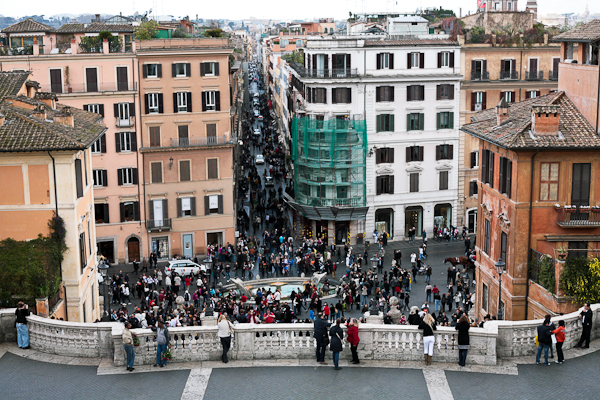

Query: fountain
230 278 253 298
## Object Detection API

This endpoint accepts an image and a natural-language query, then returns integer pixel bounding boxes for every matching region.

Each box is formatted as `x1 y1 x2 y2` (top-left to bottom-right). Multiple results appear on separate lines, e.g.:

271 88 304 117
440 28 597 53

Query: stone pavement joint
181 368 212 400
423 368 455 400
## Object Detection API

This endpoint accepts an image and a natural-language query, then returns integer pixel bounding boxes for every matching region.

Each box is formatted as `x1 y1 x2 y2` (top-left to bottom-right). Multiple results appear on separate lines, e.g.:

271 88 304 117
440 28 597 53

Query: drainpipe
524 149 540 320
48 151 59 216
135 56 143 230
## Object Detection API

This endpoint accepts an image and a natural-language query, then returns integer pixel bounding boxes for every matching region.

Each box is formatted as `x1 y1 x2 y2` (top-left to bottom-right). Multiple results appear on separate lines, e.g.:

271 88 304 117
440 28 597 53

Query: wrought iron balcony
549 70 559 81
169 136 230 147
525 71 544 81
556 207 600 228
289 62 358 78
470 71 490 81
500 71 519 80
146 218 172 231
42 82 137 94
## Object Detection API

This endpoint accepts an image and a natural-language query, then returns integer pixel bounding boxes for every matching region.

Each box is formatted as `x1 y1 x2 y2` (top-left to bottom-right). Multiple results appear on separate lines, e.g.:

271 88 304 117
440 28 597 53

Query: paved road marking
181 368 212 400
423 368 454 400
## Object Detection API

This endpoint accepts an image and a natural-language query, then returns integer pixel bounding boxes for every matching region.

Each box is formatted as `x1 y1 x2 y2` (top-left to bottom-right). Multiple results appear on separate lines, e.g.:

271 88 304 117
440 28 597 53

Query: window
439 171 449 190
376 148 395 164
377 53 393 69
174 63 188 77
178 125 189 146
205 194 223 215
145 63 160 78
282 39 289 46
376 86 394 102
471 92 486 111
201 62 219 76
500 59 516 79
409 52 422 68
500 231 507 263
311 88 326 104
437 112 453 129
115 103 135 125
207 158 219 179
86 104 101 115
471 59 488 80
407 113 424 131
117 67 128 91
406 146 424 162
79 232 87 270
503 91 515 103
481 149 495 187
540 162 559 201
469 180 478 196
151 162 162 183
119 132 132 152
572 163 591 208
376 175 394 195
376 114 394 132
94 203 109 224
437 84 454 100
410 173 419 192
180 160 191 181
526 90 540 99
203 90 219 111
119 167 136 186
150 199 168 226
92 170 107 187
178 197 196 217
85 68 98 92
568 241 588 259
50 69 62 93
439 51 450 67
407 85 425 101
120 201 139 222
150 126 161 147
207 123 217 139
296 39 303 47
470 151 479 168
484 219 490 254
75 158 83 198
482 283 488 312
90 134 105 154
332 88 351 104
499 157 512 198
175 93 193 113
436 144 454 160
148 93 160 114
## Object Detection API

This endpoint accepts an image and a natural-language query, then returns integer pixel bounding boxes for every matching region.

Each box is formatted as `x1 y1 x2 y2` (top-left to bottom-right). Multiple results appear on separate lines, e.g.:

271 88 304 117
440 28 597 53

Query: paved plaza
1 340 599 400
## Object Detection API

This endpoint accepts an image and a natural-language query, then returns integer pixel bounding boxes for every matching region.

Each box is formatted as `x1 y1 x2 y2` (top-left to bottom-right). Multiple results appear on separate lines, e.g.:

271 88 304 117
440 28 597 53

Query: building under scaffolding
287 115 368 243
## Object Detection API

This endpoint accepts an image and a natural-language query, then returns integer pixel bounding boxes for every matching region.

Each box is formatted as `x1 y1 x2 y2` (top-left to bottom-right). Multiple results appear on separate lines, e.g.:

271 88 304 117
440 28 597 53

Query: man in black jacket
536 315 553 366
313 313 331 364
574 303 593 348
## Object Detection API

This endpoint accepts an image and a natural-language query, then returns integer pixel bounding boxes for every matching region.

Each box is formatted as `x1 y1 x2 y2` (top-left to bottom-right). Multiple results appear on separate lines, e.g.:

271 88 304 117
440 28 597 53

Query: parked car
258 115 264 121
165 260 206 277
253 127 261 135
255 154 265 164
265 175 274 186
254 109 260 117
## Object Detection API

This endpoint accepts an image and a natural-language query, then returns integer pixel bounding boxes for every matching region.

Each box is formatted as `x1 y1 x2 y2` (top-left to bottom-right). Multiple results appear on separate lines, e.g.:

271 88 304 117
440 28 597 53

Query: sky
1 0 596 21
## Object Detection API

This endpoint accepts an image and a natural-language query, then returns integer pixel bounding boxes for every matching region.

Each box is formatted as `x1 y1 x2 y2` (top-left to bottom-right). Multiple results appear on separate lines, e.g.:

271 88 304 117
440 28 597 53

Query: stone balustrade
0 303 597 365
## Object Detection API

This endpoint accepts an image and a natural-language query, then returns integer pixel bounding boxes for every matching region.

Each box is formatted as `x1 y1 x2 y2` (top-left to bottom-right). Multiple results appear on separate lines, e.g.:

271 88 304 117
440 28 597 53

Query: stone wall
0 308 17 343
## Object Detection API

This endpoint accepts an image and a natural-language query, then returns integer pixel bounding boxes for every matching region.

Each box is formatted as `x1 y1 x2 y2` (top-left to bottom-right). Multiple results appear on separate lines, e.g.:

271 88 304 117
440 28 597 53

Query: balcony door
529 59 538 77
153 199 164 227
117 67 128 91
86 68 98 92
571 163 591 221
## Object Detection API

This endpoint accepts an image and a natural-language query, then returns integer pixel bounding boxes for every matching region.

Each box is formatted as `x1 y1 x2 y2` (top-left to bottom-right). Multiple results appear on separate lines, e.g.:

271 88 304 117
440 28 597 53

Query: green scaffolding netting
292 116 367 208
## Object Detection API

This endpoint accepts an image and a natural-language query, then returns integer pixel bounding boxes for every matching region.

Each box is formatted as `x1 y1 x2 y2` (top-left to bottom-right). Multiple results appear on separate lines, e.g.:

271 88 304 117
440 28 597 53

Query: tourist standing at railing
536 315 553 366
552 320 566 364
314 313 331 365
329 319 344 370
419 313 437 365
152 320 170 367
122 322 135 371
217 314 234 363
574 303 593 349
15 302 31 349
347 318 360 364
455 314 470 367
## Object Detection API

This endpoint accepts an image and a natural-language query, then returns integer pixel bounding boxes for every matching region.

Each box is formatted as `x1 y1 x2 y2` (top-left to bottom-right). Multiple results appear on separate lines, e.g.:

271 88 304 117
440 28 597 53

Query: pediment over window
376 166 395 175
406 165 423 173
435 163 453 171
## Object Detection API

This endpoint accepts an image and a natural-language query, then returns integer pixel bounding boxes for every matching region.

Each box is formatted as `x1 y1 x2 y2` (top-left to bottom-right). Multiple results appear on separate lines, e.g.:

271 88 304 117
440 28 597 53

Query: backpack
184 292 190 301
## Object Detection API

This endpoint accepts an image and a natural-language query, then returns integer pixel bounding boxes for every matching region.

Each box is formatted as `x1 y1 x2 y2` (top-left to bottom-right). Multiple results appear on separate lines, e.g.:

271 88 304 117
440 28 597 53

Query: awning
283 193 368 221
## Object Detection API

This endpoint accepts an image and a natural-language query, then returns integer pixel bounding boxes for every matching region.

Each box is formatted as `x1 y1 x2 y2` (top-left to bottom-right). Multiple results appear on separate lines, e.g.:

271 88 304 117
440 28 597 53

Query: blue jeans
124 344 135 368
536 343 550 365
333 351 340 368
426 293 432 303
16 323 29 348
425 275 431 283
458 349 468 366
361 295 368 306
226 272 231 281
434 299 441 311
157 344 168 366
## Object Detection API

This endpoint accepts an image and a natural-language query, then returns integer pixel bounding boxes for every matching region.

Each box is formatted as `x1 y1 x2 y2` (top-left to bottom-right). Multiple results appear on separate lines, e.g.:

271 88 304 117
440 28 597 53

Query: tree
135 20 159 40
560 257 600 305
172 27 189 38
205 28 225 38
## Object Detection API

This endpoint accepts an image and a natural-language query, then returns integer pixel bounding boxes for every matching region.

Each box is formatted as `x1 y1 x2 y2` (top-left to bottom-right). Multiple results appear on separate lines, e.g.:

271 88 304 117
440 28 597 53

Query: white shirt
411 254 417 263
274 291 281 301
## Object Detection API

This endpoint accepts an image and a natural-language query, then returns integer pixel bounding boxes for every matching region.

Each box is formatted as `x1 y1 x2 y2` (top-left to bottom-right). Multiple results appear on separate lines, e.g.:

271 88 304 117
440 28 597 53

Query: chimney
53 106 74 128
496 98 510 126
102 38 109 54
32 104 47 121
33 40 40 56
70 39 78 54
532 105 560 136
95 14 101 22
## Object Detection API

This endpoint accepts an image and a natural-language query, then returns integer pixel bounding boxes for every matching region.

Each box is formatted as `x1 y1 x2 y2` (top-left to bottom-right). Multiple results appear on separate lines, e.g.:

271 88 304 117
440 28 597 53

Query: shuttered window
151 162 162 183
207 159 219 179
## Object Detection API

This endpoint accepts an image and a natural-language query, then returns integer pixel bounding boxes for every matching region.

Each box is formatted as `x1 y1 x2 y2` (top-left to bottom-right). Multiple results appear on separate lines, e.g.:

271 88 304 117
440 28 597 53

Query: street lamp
495 258 506 320
370 255 379 271
98 263 110 322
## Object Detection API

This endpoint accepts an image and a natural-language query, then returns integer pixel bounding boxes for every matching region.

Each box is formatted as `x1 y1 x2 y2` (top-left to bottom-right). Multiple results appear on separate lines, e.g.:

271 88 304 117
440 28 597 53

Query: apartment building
287 35 461 243
137 39 236 260
0 71 106 322
458 34 560 233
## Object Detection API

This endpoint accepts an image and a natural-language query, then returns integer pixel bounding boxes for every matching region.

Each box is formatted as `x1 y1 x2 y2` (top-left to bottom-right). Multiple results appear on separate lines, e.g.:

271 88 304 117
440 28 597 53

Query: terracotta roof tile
553 19 600 42
461 91 600 149
0 71 29 102
2 18 56 33
57 22 134 33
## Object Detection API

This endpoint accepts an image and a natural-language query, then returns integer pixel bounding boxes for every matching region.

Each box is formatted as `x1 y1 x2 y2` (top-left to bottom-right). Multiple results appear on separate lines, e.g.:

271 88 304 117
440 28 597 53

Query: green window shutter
407 114 411 131
436 113 441 130
449 112 454 129
390 114 395 132
376 115 381 132
419 114 424 130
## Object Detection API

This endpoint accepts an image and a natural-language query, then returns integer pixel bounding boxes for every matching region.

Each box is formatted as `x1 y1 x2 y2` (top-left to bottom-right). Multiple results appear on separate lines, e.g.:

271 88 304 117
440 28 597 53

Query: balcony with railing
500 71 519 80
41 82 137 94
169 136 230 147
115 118 135 128
525 71 544 81
289 62 358 79
549 70 559 81
146 218 172 231
470 71 490 81
556 206 600 228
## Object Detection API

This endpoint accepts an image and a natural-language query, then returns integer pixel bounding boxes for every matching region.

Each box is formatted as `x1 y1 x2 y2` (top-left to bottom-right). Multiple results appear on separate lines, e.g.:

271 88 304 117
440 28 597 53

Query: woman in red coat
347 318 360 364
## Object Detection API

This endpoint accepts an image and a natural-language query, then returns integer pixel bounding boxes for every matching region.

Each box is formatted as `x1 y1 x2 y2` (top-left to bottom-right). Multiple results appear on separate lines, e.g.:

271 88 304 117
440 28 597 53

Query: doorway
127 237 140 262
434 203 453 230
97 240 115 263
404 206 422 237
335 222 349 244
467 209 477 233
151 236 169 259
206 232 223 247
182 234 193 258
375 208 394 239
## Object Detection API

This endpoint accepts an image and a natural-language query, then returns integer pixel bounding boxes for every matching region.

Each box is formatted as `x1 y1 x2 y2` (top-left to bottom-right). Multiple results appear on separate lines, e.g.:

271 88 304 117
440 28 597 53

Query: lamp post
495 258 506 320
98 263 110 322
370 255 379 271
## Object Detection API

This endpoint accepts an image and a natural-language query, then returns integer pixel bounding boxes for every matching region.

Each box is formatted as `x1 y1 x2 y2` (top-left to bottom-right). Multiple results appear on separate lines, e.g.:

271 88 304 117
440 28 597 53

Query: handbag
323 331 330 346
551 334 557 344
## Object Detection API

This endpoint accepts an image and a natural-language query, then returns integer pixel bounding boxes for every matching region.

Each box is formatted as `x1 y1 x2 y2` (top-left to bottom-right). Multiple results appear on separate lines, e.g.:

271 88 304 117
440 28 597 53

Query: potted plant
580 205 591 213
592 206 600 213
564 205 576 213
132 333 140 346
557 246 568 260
554 203 561 211
162 348 172 361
